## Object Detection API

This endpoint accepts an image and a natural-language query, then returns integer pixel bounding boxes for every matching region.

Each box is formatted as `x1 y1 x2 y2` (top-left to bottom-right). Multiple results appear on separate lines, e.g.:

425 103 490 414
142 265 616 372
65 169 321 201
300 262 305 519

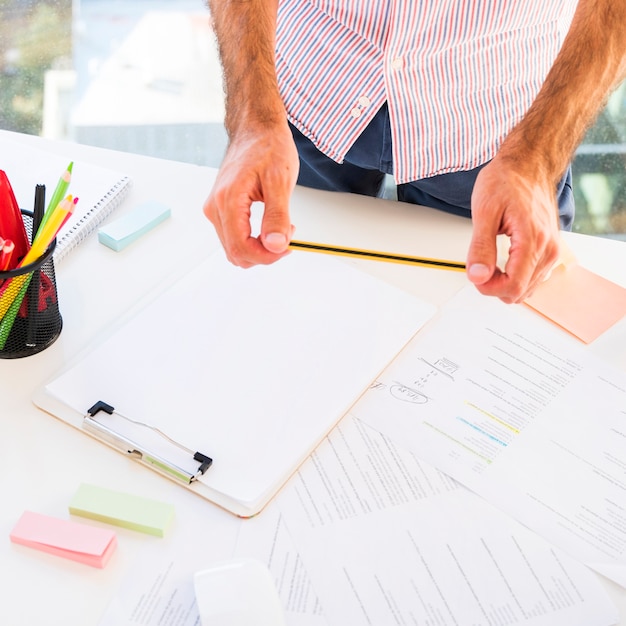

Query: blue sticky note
98 200 171 251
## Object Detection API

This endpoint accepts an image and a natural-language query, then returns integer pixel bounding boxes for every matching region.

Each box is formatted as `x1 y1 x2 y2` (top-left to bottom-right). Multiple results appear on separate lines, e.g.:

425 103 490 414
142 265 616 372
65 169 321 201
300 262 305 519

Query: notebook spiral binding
53 176 133 262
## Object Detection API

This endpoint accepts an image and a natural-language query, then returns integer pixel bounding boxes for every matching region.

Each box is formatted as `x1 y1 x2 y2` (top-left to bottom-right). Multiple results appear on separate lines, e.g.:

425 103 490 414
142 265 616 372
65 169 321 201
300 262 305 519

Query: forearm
499 0 626 183
207 0 284 137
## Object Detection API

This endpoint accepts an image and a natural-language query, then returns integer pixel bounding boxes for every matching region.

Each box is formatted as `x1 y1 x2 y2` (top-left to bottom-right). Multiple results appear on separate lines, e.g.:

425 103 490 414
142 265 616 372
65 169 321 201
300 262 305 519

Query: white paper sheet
235 508 327 626
237 415 617 626
98 505 240 626
284 491 617 626
99 548 201 626
235 415 459 624
37 249 436 516
352 285 626 586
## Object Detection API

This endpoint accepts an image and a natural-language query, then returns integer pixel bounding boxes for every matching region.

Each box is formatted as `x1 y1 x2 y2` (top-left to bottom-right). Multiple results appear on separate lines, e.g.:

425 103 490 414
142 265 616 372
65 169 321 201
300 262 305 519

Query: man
204 0 626 303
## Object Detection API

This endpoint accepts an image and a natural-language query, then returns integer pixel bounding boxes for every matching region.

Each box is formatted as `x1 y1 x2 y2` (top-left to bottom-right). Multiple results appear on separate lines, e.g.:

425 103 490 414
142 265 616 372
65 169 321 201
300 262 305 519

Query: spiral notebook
0 135 131 261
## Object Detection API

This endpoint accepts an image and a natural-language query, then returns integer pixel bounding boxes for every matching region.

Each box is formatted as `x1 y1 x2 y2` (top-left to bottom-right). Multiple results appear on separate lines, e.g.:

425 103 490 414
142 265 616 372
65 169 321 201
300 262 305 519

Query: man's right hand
203 121 299 268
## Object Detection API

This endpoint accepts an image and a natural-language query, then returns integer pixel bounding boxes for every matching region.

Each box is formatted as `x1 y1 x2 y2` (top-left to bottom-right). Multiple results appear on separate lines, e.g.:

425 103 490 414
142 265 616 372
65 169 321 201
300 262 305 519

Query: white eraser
98 201 171 251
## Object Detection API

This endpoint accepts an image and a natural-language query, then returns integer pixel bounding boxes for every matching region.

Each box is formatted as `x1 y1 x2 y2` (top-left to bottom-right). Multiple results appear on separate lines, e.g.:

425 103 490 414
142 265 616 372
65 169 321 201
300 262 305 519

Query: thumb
466 222 498 285
260 197 292 254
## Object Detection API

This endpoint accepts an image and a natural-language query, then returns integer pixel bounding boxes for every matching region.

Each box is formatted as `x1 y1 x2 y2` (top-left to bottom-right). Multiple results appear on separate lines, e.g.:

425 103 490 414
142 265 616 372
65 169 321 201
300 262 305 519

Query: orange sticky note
525 263 626 343
10 511 117 568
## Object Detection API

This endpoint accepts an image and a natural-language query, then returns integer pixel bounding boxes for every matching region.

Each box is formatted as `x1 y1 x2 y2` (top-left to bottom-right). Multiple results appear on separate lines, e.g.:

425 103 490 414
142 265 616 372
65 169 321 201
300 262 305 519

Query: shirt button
391 57 403 70
350 107 362 118
358 96 371 107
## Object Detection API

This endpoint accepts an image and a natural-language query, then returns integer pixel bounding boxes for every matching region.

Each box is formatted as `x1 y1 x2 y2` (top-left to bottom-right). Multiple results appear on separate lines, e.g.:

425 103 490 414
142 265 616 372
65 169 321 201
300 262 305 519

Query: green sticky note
69 483 175 537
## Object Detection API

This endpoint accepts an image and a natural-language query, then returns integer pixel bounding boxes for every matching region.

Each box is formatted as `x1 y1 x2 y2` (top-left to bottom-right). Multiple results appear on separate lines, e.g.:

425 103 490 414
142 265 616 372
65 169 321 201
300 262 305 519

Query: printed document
236 415 618 626
352 286 626 586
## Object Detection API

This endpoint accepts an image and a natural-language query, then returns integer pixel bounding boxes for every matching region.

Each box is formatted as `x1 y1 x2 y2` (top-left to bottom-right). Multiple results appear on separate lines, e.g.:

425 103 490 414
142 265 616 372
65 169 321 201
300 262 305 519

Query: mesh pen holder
0 211 62 358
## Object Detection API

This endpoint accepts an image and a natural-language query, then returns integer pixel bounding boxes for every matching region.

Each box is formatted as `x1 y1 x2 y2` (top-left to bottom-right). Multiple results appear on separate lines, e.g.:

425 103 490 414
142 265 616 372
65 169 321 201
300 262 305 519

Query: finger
510 238 560 303
203 191 230 253
466 216 499 287
476 234 558 304
260 189 294 254
470 238 536 303
205 185 255 266
205 177 294 267
222 200 285 266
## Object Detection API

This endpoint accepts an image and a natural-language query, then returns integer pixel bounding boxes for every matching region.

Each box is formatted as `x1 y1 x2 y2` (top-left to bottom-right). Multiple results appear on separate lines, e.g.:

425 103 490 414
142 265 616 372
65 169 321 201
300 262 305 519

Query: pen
0 237 5 283
31 184 46 241
0 170 31 264
0 195 73 321
26 184 46 347
288 239 467 272
0 239 15 273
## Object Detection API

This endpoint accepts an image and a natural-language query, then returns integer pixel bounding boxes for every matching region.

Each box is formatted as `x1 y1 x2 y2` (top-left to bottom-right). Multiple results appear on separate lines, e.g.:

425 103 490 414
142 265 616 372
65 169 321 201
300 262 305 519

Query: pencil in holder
0 211 62 358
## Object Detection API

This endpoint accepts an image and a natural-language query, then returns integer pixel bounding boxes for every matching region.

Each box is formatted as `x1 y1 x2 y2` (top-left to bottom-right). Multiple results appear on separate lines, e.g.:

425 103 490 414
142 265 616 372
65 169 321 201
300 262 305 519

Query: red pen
0 170 30 264
0 238 15 272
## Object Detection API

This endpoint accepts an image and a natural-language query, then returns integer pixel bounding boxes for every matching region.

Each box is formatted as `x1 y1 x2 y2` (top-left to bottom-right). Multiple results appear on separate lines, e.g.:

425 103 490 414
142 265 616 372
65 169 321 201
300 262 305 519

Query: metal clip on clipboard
85 401 212 484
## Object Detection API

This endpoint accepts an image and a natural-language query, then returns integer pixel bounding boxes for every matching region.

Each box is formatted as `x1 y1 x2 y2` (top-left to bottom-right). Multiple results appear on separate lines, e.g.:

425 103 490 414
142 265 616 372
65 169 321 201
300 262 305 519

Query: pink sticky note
10 511 117 568
525 263 626 343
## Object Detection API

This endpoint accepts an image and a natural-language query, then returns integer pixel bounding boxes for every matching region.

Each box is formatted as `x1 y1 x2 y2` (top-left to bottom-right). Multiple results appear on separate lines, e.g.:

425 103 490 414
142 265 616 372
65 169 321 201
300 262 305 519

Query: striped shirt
276 1 578 183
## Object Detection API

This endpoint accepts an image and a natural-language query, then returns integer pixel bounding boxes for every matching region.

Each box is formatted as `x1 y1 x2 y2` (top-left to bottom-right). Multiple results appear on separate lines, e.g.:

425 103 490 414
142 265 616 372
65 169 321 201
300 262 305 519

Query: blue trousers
290 103 574 230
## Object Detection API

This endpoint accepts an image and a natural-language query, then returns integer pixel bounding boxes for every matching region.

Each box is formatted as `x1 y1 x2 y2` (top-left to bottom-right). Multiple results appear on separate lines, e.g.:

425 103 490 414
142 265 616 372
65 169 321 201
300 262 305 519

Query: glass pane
572 81 626 241
68 0 226 168
1 1 625 239
1 0 227 167
0 0 72 135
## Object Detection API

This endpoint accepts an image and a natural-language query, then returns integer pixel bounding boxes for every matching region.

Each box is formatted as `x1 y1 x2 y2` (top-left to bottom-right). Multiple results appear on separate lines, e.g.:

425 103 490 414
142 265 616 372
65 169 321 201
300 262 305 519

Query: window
1 0 227 167
0 0 71 135
1 1 625 240
572 82 626 240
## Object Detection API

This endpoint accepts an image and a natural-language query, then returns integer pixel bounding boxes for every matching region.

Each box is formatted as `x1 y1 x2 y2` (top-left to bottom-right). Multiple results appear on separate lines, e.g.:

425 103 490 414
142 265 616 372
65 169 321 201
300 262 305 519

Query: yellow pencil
288 239 466 272
21 195 73 267
0 196 74 321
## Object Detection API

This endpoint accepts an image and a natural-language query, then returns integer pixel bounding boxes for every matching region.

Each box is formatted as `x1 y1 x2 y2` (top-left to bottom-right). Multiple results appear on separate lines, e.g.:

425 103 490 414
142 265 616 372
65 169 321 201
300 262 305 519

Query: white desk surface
0 129 625 625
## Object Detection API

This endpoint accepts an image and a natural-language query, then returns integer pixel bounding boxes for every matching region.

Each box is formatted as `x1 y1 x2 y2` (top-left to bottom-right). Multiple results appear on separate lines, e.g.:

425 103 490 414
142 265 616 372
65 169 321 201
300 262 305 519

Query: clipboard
33 250 437 517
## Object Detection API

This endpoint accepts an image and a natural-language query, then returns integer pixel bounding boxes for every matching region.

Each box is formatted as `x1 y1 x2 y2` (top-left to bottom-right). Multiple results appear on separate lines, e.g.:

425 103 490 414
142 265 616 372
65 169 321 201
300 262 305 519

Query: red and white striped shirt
276 1 578 183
